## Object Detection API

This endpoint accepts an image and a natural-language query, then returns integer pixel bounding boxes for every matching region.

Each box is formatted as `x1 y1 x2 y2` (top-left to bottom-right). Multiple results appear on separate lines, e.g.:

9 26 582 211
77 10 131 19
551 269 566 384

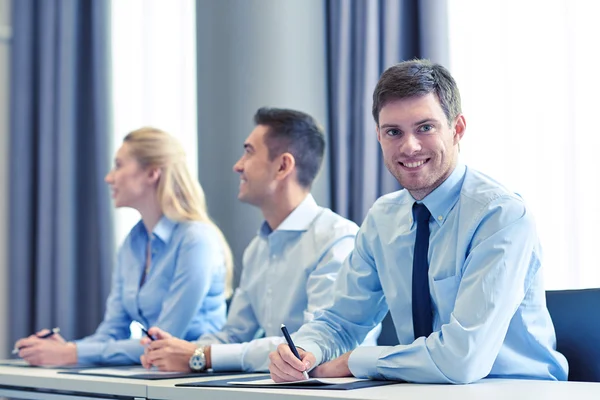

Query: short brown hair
372 59 462 126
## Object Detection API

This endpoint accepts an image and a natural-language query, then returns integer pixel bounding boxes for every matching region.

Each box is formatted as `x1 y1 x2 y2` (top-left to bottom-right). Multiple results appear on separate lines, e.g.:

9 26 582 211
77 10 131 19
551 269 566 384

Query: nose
233 158 243 173
399 133 422 156
104 170 113 184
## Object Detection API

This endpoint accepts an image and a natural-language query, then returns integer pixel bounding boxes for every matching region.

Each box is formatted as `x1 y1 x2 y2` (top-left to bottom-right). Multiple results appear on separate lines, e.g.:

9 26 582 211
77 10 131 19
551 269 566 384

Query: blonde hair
124 127 234 298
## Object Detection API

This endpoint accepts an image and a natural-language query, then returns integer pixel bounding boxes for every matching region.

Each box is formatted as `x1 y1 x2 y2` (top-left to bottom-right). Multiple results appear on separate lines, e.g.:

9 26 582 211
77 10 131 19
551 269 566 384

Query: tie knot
413 203 431 223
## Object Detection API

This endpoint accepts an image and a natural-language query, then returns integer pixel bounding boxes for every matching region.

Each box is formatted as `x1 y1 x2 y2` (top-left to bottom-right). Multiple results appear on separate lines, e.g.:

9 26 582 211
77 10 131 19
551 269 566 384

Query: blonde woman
15 127 233 366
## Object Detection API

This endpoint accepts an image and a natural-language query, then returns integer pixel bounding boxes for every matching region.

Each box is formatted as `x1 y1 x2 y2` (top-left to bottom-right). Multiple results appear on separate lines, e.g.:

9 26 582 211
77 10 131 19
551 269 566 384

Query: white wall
0 0 11 357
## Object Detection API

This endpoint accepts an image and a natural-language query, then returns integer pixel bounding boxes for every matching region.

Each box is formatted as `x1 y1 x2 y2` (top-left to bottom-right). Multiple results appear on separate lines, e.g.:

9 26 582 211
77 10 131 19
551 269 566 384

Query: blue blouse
74 216 227 365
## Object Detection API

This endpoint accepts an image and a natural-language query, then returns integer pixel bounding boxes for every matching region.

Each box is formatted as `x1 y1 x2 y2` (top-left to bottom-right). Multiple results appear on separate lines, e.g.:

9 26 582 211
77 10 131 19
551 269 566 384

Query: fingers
299 350 316 373
280 344 308 371
140 337 151 346
147 327 171 340
36 329 50 337
15 335 41 350
268 344 309 382
19 343 40 360
140 354 152 369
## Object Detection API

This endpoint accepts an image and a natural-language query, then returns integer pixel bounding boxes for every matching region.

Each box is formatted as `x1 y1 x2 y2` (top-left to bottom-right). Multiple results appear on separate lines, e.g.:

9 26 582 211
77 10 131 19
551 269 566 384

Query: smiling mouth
400 159 428 169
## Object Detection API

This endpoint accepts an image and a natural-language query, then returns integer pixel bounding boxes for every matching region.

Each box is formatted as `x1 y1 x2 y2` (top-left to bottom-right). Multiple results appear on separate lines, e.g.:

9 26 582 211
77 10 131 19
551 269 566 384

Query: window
110 0 198 246
448 0 600 289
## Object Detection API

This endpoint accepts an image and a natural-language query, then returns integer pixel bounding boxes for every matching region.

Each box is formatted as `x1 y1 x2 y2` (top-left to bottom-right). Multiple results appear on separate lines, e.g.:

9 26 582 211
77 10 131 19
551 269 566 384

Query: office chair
377 312 399 346
546 288 600 382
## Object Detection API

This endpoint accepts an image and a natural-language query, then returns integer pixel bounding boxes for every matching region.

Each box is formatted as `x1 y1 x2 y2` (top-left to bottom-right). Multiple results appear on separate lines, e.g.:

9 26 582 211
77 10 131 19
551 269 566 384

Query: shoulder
171 221 222 248
460 167 528 219
361 189 410 229
310 207 359 242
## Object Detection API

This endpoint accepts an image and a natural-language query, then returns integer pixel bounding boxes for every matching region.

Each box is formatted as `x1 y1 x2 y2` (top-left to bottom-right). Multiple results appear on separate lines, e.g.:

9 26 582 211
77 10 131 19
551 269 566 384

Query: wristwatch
188 346 207 372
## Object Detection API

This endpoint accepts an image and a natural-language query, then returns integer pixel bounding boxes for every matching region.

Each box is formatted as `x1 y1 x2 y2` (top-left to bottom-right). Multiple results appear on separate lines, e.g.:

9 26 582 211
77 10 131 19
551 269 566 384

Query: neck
136 194 163 234
261 184 310 231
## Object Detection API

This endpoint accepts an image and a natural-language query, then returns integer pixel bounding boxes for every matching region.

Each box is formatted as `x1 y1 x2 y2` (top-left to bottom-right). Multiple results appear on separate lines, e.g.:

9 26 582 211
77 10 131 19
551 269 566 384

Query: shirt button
437 215 443 221
409 218 413 224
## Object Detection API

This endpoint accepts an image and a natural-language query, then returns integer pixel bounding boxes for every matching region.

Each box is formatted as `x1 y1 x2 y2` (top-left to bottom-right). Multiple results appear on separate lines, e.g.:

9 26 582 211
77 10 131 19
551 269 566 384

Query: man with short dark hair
140 107 379 373
269 60 568 384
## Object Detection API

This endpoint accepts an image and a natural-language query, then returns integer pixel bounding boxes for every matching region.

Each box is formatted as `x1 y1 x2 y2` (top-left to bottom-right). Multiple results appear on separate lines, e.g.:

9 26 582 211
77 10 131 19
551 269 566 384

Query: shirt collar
132 215 177 244
417 163 466 227
152 216 177 243
259 194 320 237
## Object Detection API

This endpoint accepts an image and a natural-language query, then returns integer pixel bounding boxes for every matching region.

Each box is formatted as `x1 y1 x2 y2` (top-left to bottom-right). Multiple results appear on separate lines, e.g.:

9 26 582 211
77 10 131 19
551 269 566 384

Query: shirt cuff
74 341 103 365
294 340 323 369
210 343 245 371
348 346 391 379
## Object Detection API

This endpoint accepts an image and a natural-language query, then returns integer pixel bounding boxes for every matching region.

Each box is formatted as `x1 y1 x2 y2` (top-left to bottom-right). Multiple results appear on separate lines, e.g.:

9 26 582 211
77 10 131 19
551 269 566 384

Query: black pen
135 321 155 341
280 324 309 380
12 327 60 355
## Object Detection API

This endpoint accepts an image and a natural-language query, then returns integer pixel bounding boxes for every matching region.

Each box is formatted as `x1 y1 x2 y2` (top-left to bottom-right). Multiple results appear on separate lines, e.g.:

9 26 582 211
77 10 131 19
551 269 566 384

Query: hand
141 327 197 372
15 335 77 366
310 351 353 378
35 329 67 343
269 343 315 382
140 326 172 346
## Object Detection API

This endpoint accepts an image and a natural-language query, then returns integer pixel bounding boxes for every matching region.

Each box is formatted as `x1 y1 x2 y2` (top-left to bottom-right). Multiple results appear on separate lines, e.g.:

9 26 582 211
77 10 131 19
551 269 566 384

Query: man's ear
376 126 382 143
453 115 466 145
276 152 296 181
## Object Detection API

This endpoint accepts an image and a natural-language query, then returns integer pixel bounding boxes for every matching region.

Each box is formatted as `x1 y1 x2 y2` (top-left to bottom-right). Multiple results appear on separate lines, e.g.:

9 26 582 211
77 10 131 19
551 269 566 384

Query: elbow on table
440 360 492 385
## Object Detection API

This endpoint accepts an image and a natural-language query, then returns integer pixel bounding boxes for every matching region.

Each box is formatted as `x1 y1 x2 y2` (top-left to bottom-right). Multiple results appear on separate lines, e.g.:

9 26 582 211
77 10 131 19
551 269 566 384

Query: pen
134 321 155 341
12 327 61 355
280 324 309 380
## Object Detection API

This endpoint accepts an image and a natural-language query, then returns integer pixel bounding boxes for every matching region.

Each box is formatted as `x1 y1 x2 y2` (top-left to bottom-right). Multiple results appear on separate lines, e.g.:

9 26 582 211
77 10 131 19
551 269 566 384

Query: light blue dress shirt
75 216 227 365
294 164 569 383
196 194 380 372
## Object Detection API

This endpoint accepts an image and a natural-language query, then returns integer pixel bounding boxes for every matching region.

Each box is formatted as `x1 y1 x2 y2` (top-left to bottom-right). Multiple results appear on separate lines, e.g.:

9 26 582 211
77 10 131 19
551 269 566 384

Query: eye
418 124 434 133
385 128 401 137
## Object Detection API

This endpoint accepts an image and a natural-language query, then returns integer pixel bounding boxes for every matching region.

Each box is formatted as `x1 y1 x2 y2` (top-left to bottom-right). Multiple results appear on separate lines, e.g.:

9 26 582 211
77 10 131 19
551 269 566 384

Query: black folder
176 375 402 390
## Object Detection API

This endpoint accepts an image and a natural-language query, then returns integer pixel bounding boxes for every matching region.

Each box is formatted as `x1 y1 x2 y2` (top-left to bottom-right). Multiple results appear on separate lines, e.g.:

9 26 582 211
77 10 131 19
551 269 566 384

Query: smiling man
268 60 569 384
140 108 379 373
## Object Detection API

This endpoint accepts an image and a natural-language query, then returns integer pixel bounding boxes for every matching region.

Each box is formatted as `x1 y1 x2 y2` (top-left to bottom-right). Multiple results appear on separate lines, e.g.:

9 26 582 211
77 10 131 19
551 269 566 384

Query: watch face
190 355 205 371
189 349 206 372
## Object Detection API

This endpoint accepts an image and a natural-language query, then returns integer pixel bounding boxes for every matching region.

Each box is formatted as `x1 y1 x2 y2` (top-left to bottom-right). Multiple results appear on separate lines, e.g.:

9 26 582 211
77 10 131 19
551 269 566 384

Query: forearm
75 338 146 365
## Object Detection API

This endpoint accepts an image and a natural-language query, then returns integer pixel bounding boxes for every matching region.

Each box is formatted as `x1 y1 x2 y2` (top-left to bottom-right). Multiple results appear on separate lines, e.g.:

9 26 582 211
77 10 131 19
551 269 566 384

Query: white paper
228 377 366 386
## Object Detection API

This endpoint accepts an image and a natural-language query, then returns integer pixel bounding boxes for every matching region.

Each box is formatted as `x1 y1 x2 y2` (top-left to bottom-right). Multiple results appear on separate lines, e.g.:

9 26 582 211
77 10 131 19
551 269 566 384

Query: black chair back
546 288 600 382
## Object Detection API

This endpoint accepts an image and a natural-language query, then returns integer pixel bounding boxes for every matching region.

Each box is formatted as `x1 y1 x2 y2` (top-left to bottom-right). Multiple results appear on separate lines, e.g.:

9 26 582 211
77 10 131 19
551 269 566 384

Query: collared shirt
294 164 569 383
197 194 380 372
75 216 227 365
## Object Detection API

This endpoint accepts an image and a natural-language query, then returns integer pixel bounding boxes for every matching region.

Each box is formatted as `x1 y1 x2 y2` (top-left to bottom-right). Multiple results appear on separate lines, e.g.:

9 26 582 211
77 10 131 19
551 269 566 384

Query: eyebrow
379 118 440 129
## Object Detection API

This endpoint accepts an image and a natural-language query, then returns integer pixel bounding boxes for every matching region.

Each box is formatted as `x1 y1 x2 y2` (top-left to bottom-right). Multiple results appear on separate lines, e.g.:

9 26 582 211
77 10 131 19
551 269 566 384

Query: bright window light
110 0 198 247
448 0 600 289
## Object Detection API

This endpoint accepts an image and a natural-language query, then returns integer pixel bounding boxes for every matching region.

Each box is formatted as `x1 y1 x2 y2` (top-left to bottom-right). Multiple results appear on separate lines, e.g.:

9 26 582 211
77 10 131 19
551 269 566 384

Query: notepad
228 377 367 386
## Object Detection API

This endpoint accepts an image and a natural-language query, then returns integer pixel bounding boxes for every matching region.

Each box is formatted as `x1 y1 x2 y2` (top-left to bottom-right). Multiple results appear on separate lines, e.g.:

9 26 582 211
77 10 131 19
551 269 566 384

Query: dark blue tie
412 203 433 339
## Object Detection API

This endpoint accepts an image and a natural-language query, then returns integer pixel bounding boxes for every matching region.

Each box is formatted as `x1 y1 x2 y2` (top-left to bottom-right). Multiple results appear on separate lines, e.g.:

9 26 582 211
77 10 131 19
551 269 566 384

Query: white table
0 364 148 399
1 363 599 400
146 377 600 400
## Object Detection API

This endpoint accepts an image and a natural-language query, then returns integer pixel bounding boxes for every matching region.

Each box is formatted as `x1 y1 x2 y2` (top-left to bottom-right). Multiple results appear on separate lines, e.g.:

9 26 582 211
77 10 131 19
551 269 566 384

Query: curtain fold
326 0 449 224
9 0 114 346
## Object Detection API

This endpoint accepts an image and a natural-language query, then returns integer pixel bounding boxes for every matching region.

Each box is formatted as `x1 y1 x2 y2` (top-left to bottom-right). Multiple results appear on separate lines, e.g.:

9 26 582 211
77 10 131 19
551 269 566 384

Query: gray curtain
327 0 449 224
9 0 114 346
326 0 450 346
